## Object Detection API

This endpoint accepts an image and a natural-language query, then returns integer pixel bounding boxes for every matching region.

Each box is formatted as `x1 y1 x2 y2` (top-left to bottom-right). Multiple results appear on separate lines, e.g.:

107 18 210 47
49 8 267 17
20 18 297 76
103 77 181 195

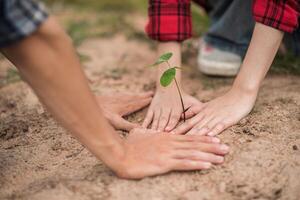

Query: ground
0 1 300 200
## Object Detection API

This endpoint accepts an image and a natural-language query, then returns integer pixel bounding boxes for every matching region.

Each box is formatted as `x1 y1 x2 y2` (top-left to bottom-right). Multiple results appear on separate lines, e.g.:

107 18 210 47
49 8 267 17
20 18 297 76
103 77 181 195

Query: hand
172 87 258 136
113 128 229 179
143 87 202 132
96 92 153 131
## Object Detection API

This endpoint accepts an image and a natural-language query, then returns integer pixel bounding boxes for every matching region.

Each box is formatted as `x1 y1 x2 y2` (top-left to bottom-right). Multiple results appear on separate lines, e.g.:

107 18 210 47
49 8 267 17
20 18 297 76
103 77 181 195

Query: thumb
111 116 140 131
122 97 152 116
182 104 206 119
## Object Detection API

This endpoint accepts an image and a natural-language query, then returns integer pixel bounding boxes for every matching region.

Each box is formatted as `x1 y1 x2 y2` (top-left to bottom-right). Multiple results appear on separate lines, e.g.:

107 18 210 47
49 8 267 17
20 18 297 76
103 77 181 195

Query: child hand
142 87 202 132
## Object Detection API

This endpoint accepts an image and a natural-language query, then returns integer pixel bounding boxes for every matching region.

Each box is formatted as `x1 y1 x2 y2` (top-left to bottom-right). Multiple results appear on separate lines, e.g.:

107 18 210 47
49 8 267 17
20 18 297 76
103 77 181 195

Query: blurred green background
43 0 299 75
1 0 299 87
43 0 209 46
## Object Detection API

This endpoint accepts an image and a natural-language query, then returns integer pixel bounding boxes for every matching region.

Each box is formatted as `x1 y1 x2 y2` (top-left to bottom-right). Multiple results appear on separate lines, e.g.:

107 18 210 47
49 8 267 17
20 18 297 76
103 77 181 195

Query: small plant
151 52 189 122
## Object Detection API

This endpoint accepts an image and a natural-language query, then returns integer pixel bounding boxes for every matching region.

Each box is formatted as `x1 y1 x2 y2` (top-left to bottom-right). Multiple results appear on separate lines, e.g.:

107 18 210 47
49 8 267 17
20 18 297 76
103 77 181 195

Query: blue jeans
284 27 300 56
203 0 300 57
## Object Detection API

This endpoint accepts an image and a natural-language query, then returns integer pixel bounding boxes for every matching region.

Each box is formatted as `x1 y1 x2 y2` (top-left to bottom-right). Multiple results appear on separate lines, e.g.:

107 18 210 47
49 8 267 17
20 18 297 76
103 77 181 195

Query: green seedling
151 52 189 122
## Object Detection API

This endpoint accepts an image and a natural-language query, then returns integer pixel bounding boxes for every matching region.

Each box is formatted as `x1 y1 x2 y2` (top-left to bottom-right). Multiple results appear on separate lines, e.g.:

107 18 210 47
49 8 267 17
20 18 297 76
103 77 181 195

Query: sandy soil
0 35 300 200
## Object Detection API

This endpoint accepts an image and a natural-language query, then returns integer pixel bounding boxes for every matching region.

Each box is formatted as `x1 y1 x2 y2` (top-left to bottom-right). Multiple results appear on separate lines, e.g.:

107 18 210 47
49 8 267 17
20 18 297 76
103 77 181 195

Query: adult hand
97 92 153 131
113 128 229 179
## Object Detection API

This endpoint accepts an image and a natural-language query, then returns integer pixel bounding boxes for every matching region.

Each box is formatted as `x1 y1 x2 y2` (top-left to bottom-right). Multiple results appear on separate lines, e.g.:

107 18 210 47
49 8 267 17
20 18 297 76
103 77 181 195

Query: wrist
84 126 125 171
94 138 126 171
231 80 259 96
232 69 261 95
156 80 178 91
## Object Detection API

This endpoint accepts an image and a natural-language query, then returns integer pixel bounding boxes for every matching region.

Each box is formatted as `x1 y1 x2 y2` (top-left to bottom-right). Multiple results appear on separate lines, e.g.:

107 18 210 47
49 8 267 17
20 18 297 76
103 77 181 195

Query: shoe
197 40 242 76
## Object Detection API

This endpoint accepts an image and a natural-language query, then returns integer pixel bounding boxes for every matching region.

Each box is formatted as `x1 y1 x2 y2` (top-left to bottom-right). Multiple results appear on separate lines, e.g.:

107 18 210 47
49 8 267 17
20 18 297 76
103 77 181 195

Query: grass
45 0 147 13
44 0 149 46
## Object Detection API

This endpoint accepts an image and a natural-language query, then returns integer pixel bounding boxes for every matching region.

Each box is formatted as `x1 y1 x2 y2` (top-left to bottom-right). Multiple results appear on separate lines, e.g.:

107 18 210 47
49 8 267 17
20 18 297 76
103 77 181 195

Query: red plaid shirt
146 0 300 42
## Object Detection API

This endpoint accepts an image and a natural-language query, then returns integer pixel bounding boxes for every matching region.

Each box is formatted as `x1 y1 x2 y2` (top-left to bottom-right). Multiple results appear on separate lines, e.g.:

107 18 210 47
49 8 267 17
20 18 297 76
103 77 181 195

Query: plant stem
166 61 186 122
174 77 186 122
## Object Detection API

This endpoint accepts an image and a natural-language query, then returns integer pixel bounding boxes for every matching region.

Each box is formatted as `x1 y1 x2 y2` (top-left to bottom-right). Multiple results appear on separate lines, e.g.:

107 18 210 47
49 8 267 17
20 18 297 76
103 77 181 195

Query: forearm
157 42 182 90
233 23 284 92
1 18 123 168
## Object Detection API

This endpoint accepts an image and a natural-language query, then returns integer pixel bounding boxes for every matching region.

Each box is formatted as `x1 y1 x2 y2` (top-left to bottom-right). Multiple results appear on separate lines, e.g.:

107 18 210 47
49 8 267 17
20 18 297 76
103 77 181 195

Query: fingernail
212 137 220 143
221 145 229 151
165 126 171 131
217 156 224 163
208 132 214 136
203 162 212 169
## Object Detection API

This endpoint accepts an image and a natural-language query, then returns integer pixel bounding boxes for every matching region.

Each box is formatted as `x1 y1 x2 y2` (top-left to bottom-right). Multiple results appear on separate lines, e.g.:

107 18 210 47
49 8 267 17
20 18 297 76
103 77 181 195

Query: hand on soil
115 128 229 179
172 88 257 136
96 92 153 131
142 88 202 132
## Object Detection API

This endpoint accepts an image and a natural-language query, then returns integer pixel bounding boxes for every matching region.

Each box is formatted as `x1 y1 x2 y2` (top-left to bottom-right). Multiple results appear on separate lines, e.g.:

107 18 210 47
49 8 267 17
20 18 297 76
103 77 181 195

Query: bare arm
232 22 284 92
174 22 284 136
156 42 182 88
1 17 229 178
2 17 124 170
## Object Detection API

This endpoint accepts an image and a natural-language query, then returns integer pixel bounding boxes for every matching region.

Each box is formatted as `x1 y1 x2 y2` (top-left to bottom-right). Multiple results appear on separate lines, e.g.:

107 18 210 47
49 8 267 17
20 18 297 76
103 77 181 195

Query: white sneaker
197 40 242 76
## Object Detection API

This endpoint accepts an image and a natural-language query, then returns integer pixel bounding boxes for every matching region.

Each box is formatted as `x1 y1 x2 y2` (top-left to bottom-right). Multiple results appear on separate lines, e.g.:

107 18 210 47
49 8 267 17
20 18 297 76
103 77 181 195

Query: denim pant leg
284 26 300 56
203 0 255 57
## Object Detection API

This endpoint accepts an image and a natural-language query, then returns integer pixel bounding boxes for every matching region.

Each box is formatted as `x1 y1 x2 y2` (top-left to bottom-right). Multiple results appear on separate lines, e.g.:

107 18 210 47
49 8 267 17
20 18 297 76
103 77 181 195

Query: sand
1 35 300 200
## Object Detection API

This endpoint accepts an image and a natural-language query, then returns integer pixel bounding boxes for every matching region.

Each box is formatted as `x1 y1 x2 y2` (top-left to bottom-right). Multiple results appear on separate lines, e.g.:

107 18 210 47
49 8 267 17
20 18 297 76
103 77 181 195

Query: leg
283 26 300 56
198 0 255 76
205 0 255 57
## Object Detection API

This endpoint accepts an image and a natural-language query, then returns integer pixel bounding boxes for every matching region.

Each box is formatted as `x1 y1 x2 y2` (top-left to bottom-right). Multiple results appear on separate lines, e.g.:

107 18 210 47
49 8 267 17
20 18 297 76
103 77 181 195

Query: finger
188 118 217 135
200 117 222 136
183 104 206 119
174 135 220 144
207 122 227 136
122 97 152 116
176 142 230 155
188 126 210 135
123 91 153 105
165 110 181 132
171 159 212 171
158 108 171 131
124 91 154 101
112 116 139 131
186 115 214 135
142 109 154 128
130 127 160 135
139 91 154 98
173 150 224 164
172 113 205 135
151 109 161 130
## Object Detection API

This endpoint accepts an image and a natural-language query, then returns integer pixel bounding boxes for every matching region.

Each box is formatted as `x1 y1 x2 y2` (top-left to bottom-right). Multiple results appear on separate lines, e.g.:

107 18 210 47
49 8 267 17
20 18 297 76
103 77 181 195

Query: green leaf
159 52 173 61
160 67 176 87
151 52 173 66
